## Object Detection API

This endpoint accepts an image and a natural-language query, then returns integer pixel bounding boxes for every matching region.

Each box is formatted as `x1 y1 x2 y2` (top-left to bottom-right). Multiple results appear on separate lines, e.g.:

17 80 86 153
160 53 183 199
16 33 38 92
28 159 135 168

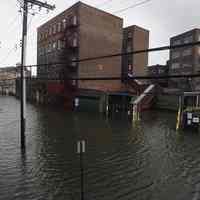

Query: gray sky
0 0 200 68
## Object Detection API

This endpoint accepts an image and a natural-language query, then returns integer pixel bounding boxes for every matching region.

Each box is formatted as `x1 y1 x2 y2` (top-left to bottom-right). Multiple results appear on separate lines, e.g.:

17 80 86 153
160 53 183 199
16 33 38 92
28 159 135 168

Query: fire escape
60 15 79 109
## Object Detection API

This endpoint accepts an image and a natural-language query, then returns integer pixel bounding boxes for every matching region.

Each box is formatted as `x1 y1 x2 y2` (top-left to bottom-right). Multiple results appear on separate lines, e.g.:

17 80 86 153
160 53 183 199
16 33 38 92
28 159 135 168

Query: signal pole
20 0 55 149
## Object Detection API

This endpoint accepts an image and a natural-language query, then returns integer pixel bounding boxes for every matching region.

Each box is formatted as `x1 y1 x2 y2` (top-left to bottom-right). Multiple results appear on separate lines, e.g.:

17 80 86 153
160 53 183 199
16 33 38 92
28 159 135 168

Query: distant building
0 67 16 95
122 25 149 80
147 64 169 87
169 28 200 90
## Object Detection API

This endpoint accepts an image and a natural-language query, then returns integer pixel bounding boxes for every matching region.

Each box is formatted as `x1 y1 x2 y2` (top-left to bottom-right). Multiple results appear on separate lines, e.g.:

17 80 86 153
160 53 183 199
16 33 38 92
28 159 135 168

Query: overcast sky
0 0 200 68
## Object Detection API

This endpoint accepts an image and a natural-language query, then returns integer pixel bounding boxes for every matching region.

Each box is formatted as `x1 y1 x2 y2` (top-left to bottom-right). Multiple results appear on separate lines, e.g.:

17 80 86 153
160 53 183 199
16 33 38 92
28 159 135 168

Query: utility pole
20 0 55 149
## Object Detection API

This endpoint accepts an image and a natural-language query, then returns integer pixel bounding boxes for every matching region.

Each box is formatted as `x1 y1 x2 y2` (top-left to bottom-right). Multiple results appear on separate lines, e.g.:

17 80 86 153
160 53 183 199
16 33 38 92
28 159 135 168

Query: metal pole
80 147 84 200
77 140 85 200
20 0 28 149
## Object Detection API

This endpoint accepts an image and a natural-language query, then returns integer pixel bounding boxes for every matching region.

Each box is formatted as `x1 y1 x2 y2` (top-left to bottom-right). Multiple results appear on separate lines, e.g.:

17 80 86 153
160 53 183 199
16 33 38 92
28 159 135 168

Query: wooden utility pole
20 0 55 149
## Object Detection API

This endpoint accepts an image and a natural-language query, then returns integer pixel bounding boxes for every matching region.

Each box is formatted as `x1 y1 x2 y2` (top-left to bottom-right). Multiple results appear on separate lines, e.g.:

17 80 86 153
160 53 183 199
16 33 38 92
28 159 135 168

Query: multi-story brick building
169 28 200 90
122 25 149 80
37 1 149 108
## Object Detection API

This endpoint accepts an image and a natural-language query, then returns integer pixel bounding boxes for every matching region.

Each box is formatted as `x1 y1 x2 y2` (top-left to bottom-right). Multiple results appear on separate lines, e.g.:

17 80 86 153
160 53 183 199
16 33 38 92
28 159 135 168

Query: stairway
132 84 155 111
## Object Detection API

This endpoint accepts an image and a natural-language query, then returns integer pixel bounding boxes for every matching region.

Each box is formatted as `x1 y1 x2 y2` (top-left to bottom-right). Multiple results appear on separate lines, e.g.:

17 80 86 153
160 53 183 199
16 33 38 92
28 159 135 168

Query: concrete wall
78 3 123 92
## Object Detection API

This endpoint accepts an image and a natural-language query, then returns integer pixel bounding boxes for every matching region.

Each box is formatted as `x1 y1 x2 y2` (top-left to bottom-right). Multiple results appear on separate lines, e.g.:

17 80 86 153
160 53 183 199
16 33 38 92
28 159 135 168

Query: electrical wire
2 73 200 81
96 0 114 7
24 41 200 68
113 0 152 14
0 40 199 69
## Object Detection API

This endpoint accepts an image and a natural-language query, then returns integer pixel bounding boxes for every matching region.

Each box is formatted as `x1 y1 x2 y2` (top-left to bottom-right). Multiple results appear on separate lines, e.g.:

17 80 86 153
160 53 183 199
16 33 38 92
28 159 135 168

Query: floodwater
1 96 200 200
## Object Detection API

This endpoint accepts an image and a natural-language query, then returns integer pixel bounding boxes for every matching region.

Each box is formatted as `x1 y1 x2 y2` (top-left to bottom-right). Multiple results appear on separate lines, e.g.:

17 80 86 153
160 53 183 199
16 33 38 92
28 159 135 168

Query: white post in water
77 140 86 200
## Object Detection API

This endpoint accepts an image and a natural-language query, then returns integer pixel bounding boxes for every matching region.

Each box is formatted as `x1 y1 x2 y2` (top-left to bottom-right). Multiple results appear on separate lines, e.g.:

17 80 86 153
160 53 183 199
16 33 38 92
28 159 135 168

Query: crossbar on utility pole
27 0 55 10
20 0 55 149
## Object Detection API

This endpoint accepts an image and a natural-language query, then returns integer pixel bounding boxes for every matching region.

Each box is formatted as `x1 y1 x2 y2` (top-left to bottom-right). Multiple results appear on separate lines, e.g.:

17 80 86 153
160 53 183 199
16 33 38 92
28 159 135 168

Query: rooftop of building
170 28 200 40
0 67 16 72
38 1 123 31
147 64 168 68
123 24 149 32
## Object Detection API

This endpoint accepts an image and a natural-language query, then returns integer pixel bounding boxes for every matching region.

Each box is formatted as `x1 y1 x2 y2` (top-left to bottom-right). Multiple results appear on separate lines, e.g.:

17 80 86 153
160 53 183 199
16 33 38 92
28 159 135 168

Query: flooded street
1 96 200 200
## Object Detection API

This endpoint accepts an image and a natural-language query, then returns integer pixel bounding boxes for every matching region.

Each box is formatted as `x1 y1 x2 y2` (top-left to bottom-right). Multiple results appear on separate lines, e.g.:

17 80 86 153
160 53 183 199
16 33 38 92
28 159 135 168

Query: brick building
37 1 149 108
169 28 200 90
122 25 149 80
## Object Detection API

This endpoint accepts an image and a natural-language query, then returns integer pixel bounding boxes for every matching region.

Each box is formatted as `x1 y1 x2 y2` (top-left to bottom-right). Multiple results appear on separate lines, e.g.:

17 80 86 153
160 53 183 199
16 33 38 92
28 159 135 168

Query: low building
0 67 18 95
147 64 169 87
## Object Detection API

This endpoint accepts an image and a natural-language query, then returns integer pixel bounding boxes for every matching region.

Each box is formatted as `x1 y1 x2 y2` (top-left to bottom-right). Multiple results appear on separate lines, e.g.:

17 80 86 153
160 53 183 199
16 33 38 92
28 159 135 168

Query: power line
26 41 200 68
113 0 152 14
2 72 200 81
96 0 114 7
0 40 199 69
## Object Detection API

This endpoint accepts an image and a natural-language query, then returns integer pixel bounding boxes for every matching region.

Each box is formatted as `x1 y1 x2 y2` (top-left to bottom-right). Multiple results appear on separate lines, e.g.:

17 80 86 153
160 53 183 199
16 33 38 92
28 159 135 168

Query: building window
53 24 56 34
72 38 78 47
57 40 61 50
72 80 76 86
182 49 192 56
39 33 42 41
98 64 103 70
61 40 65 49
128 64 132 71
172 51 180 59
48 43 52 52
69 15 78 26
173 40 181 46
45 30 48 38
182 63 192 68
127 32 132 38
57 22 61 32
73 16 78 25
49 27 52 35
53 42 57 49
183 36 193 44
126 45 132 52
62 19 67 29
171 63 180 69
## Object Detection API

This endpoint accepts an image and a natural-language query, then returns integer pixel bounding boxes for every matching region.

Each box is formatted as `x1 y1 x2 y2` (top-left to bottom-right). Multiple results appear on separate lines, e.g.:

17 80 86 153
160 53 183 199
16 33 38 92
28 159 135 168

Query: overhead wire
95 0 114 8
0 40 200 68
113 0 152 14
21 41 200 68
